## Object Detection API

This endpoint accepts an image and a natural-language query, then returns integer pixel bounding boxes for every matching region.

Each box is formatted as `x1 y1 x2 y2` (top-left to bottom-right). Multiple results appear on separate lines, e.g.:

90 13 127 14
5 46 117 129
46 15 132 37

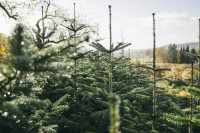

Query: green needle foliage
0 17 89 132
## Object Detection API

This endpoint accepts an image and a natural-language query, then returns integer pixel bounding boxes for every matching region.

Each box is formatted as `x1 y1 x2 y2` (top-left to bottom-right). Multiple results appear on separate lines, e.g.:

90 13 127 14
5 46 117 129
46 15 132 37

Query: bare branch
0 2 17 20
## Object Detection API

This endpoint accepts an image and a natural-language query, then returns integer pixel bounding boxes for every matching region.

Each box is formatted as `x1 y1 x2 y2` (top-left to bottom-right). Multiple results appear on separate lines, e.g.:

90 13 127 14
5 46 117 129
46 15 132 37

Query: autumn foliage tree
0 33 9 63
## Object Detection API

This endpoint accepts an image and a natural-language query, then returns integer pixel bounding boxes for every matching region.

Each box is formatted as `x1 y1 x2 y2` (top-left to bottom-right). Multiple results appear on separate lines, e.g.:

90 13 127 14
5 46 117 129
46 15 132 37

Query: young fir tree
0 14 89 131
90 5 131 133
33 3 92 132
136 13 182 133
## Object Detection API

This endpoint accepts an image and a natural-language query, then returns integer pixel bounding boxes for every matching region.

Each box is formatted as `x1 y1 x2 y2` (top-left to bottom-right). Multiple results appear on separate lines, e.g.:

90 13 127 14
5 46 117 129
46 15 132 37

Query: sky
0 0 200 50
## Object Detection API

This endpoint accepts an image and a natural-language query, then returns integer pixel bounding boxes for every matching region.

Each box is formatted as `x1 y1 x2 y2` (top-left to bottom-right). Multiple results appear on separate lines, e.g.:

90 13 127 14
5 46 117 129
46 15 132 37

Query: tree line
146 44 196 63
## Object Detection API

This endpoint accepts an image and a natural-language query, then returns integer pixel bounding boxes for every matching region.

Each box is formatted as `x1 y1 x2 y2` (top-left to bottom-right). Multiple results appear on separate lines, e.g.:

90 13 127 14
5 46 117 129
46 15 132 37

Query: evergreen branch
111 43 131 52
170 102 186 116
145 69 154 75
91 42 108 52
53 94 69 106
164 79 189 87
89 42 108 53
121 117 136 125
111 42 124 51
155 68 171 71
0 70 19 89
156 76 173 82
181 86 200 96
70 50 92 60
122 87 152 96
32 40 71 64
32 62 71 71
136 65 153 70
163 113 188 125
44 38 69 44
181 50 199 59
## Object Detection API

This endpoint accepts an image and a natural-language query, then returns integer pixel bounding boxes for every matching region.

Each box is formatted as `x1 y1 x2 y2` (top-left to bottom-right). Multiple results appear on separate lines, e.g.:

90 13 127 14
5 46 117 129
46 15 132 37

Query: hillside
160 42 198 50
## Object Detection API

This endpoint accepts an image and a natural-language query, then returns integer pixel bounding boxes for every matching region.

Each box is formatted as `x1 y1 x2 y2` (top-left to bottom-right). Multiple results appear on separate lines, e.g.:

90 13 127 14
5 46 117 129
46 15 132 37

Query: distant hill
160 42 198 50
113 42 199 58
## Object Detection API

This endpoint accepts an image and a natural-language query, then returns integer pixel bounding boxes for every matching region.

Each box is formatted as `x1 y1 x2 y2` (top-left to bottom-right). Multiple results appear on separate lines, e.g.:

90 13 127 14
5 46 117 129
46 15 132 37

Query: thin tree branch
0 2 17 20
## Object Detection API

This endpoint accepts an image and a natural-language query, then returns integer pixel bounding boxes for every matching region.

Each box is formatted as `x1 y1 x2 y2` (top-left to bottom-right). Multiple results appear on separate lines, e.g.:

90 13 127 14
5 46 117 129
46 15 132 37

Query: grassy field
131 57 196 81
131 57 152 64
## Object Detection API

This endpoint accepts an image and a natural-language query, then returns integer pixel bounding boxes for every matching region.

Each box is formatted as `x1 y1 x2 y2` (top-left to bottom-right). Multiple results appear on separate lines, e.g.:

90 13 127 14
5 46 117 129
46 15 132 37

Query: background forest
146 44 197 64
0 0 200 133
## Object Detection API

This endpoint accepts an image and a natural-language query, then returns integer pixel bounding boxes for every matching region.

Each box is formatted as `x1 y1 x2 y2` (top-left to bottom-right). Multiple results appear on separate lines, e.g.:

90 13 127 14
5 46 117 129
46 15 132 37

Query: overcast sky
0 0 200 50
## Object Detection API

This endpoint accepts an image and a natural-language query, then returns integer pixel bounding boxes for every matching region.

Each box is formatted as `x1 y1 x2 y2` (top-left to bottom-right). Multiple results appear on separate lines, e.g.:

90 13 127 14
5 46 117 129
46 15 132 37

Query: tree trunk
152 13 157 131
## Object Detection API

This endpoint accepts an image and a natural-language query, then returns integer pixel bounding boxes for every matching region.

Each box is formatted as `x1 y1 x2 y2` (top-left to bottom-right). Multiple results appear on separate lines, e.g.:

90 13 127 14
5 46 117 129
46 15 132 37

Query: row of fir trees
1 1 200 133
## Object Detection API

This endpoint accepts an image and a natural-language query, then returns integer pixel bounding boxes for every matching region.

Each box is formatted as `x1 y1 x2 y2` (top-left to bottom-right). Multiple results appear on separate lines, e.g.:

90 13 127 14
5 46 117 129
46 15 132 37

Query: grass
131 57 195 81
